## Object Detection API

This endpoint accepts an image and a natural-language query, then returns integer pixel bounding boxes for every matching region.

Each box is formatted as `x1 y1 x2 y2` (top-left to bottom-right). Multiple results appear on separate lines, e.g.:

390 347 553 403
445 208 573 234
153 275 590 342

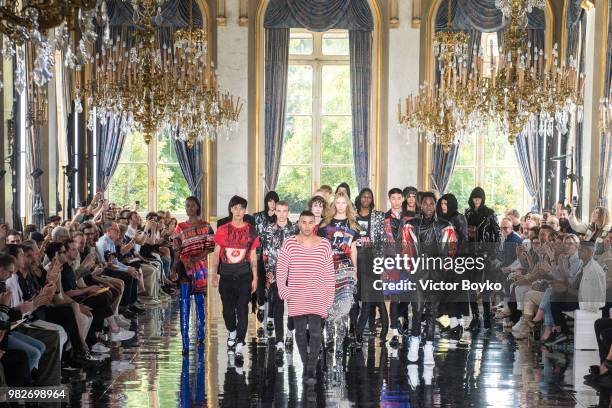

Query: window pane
447 168 476 211
322 65 351 115
275 166 312 214
320 167 357 199
282 116 312 165
108 164 148 208
157 129 178 163
322 116 353 164
120 132 148 163
484 167 525 215
289 32 313 55
287 65 313 114
157 165 190 213
456 141 475 166
485 129 517 167
322 32 349 55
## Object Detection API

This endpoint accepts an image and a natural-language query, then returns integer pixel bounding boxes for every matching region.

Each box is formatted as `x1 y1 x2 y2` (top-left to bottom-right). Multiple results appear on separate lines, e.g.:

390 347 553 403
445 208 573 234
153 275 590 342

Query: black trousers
219 274 252 344
82 292 115 344
255 254 267 308
269 283 285 341
294 314 323 375
550 292 579 335
0 349 31 386
105 269 138 306
595 318 612 362
43 305 83 353
390 302 409 330
356 302 388 338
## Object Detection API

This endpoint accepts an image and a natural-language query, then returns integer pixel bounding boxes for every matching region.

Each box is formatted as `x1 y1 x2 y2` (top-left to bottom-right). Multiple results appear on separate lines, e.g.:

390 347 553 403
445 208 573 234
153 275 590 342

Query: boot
180 283 191 354
194 292 206 344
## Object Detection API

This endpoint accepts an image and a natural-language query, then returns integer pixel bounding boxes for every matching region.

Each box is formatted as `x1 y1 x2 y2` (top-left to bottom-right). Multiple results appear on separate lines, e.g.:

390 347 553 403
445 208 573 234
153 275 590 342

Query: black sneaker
483 318 491 330
266 321 274 334
468 317 480 331
448 325 463 342
257 308 265 323
389 335 400 348
399 321 409 336
544 332 568 346
128 304 146 314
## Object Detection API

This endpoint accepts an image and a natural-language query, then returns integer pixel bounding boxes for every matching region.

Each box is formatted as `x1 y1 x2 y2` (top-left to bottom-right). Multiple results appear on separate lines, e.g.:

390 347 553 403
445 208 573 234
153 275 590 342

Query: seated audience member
96 222 144 315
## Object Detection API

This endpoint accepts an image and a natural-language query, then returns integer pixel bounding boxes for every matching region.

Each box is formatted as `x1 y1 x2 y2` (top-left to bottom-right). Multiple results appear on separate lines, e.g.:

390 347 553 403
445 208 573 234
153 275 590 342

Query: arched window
108 131 190 214
275 29 357 213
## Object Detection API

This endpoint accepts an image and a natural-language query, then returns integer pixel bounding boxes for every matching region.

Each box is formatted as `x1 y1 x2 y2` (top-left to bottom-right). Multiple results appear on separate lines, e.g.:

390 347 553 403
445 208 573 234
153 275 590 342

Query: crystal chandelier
0 0 107 121
86 0 242 146
482 0 583 144
399 0 584 149
398 0 487 152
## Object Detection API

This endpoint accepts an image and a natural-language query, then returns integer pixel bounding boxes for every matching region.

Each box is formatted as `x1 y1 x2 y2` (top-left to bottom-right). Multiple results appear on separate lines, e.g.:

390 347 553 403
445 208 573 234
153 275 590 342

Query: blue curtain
349 30 371 191
263 0 373 192
105 0 202 27
95 114 127 193
263 28 289 193
598 0 612 206
173 136 203 199
264 0 373 31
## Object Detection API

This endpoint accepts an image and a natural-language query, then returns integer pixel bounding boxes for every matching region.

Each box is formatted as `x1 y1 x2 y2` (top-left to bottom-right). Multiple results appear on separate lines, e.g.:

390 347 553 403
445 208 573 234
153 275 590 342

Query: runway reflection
61 298 601 407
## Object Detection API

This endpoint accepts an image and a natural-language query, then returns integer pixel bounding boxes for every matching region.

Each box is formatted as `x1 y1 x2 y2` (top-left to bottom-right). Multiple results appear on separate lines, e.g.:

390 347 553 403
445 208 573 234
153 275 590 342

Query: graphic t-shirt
262 221 298 281
318 218 358 271
173 221 215 291
214 222 260 265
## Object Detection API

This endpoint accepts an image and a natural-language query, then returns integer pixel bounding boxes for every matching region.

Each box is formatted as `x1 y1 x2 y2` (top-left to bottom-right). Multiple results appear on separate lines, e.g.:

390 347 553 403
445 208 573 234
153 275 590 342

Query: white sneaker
89 353 110 361
407 364 419 390
111 329 135 342
91 342 111 354
423 343 435 365
408 336 420 363
423 365 434 385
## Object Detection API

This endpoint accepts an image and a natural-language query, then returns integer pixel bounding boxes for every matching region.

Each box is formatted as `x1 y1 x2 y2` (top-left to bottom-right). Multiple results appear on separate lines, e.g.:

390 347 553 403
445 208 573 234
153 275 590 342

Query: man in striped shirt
276 210 335 386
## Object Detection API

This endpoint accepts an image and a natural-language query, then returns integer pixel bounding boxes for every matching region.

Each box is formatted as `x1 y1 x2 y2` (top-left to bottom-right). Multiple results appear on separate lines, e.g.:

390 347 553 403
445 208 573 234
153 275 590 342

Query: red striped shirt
276 236 336 319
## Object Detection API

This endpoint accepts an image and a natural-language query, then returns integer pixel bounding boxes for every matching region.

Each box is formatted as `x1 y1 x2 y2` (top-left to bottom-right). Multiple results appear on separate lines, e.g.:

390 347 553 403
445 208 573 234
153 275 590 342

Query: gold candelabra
86 0 242 146
398 0 584 149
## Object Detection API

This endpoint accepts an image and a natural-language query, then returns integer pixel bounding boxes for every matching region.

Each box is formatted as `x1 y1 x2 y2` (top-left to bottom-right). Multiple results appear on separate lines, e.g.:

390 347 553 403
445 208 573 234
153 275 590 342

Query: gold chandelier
398 0 584 149
398 0 485 152
86 0 242 146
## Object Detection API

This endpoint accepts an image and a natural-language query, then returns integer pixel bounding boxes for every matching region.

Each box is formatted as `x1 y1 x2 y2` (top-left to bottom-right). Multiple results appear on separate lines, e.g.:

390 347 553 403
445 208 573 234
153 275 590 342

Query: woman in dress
172 196 215 355
318 192 359 356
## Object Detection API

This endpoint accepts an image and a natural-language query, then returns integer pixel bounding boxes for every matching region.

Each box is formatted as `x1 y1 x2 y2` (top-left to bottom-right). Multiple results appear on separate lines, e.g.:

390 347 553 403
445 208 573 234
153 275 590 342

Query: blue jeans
7 331 46 371
539 288 554 327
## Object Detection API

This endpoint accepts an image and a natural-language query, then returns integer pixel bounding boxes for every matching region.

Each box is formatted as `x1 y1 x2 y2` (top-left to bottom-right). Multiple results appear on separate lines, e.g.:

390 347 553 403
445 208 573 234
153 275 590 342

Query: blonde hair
320 192 361 231
592 207 610 230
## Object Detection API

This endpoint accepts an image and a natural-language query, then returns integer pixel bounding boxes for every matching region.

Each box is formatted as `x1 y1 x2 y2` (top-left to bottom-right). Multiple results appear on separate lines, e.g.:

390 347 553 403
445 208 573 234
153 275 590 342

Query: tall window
448 33 529 215
275 29 357 213
108 130 190 214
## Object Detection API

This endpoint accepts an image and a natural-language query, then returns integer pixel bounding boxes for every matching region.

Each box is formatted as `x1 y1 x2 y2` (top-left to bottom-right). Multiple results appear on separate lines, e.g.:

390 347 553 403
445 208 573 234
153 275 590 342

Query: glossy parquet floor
61 289 609 407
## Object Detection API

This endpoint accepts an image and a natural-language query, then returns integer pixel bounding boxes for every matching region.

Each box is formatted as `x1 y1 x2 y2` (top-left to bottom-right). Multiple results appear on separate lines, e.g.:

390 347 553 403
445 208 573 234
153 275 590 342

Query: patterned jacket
262 220 298 282
357 210 386 258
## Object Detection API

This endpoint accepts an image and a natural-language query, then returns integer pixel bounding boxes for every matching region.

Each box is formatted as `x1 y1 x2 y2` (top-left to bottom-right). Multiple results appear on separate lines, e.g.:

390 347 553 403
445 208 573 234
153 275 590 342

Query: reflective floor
62 290 609 407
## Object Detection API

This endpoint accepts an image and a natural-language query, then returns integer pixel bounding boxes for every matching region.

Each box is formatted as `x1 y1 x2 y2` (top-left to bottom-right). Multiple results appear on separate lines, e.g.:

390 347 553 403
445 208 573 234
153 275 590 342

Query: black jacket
464 187 500 244
436 193 468 243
